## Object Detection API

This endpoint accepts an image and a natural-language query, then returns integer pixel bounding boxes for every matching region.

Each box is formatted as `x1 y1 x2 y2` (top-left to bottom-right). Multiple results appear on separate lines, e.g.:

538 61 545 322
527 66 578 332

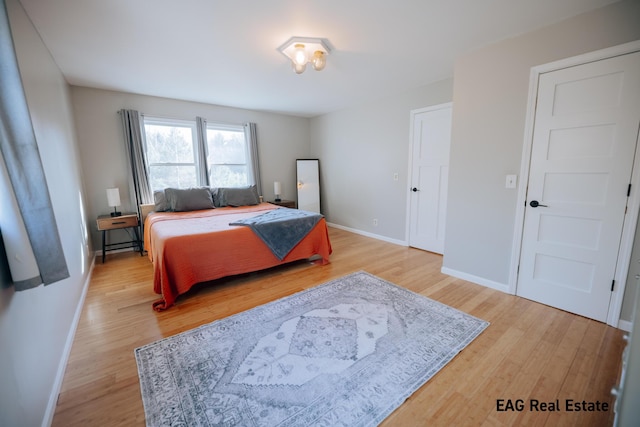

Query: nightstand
269 199 296 208
96 213 142 263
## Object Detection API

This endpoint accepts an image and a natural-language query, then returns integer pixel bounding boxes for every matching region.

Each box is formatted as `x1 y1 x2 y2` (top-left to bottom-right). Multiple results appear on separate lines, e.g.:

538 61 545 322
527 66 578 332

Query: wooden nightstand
96 213 142 263
269 199 296 208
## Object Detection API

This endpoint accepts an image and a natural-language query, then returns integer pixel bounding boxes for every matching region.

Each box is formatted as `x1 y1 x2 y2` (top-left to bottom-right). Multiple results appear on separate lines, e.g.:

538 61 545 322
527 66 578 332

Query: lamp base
274 198 281 202
110 211 122 217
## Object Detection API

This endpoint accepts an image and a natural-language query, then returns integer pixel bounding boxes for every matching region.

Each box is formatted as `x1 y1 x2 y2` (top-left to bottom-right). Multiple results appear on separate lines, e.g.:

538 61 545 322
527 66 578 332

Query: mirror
296 159 320 213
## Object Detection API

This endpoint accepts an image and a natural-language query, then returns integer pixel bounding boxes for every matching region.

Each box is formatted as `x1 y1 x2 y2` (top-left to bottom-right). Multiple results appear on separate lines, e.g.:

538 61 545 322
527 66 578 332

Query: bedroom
1 0 640 426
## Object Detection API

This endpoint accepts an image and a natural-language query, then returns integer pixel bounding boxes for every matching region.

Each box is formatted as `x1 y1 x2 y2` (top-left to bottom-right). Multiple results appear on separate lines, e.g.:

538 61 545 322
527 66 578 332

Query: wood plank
52 227 625 426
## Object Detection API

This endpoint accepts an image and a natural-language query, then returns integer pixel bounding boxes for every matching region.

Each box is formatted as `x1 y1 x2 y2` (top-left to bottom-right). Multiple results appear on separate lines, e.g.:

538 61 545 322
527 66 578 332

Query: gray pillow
164 187 214 212
153 190 169 212
212 185 260 207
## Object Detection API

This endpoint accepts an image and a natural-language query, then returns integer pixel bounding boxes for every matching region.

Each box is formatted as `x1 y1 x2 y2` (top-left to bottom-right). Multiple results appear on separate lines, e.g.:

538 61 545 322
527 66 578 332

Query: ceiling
18 0 619 118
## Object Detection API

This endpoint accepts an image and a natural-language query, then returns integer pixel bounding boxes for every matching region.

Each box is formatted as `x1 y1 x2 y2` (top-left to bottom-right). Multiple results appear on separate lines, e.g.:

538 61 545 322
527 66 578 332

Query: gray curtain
0 229 12 289
244 122 262 196
0 0 69 289
120 109 153 210
195 116 210 186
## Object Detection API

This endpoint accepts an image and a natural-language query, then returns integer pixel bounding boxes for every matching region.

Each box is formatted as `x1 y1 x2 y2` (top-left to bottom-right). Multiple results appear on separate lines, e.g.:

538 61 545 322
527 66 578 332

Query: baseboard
440 267 511 294
326 222 407 246
93 246 138 258
618 319 632 332
42 256 95 427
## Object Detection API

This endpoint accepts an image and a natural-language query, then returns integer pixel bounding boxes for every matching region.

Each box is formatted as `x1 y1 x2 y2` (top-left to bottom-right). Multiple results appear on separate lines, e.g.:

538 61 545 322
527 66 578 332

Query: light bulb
311 51 326 71
292 61 306 74
292 44 308 66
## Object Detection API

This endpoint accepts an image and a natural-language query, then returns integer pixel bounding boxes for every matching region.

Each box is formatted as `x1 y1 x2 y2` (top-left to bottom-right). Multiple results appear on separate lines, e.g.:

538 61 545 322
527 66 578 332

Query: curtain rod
116 110 245 127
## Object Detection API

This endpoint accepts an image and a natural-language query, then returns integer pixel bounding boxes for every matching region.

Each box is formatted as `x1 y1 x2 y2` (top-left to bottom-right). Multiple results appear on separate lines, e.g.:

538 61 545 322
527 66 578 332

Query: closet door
296 159 320 213
408 103 452 254
516 51 640 322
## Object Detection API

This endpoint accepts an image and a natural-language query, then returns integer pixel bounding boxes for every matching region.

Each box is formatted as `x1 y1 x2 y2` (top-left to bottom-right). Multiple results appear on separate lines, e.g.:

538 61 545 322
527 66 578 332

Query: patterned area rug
135 271 489 426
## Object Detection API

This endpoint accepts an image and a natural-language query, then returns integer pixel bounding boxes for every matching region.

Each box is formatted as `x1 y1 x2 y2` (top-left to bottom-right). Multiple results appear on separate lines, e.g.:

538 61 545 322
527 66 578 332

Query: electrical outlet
373 218 378 226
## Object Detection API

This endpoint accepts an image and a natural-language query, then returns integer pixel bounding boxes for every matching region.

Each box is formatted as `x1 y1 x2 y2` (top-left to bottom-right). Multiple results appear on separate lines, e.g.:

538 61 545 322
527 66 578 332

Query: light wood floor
52 227 624 426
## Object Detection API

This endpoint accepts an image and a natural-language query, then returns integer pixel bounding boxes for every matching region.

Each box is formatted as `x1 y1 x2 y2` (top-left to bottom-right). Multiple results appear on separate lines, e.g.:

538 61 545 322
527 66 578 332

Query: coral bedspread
144 203 332 311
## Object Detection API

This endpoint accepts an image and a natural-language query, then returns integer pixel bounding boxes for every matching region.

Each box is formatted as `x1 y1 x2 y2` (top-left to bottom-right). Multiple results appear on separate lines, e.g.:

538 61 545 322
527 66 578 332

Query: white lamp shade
106 188 121 207
273 181 282 196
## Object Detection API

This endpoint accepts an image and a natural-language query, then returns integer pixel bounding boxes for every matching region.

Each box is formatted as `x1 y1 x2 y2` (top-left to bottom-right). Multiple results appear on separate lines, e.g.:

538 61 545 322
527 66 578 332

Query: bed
143 201 332 311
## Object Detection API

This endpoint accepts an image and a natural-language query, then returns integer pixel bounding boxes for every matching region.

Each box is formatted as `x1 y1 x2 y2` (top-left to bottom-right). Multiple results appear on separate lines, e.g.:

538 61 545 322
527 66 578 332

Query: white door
517 51 640 322
408 104 452 254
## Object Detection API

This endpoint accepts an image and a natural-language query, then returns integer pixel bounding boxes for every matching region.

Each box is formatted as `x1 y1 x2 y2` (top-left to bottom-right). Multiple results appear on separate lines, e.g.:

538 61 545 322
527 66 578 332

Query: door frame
405 102 453 248
509 40 640 327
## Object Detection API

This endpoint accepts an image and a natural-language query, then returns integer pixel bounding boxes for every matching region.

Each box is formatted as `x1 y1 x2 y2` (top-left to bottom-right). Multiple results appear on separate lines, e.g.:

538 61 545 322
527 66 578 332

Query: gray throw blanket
229 208 323 260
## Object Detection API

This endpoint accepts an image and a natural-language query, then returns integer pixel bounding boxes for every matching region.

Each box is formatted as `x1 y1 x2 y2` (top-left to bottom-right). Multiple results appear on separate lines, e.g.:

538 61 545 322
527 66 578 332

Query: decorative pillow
164 187 214 212
153 190 169 212
212 185 260 207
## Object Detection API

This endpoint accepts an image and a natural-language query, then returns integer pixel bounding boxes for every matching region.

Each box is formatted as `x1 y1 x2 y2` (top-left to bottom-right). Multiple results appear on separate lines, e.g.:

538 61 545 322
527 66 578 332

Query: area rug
135 271 489 426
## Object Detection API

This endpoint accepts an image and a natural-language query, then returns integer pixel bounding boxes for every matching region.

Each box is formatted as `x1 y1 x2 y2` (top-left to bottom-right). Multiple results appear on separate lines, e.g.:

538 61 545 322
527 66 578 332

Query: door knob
411 187 419 192
529 200 548 208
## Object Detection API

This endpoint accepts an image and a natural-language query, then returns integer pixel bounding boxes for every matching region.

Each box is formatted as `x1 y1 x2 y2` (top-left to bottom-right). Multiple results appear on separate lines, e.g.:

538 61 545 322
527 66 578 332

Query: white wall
442 0 640 315
71 87 312 250
310 79 453 241
0 0 93 426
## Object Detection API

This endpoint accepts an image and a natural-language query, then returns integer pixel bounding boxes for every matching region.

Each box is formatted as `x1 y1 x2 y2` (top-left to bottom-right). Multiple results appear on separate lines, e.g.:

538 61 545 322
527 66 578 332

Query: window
143 118 198 192
206 123 250 187
142 117 256 193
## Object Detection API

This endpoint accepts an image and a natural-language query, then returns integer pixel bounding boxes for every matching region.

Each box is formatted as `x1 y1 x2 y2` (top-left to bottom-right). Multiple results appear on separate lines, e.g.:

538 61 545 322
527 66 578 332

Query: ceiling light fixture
278 37 331 74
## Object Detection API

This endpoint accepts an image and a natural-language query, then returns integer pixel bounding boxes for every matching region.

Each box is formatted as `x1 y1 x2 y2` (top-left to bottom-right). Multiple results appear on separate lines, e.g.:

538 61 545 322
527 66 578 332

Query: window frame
205 122 253 188
142 116 200 192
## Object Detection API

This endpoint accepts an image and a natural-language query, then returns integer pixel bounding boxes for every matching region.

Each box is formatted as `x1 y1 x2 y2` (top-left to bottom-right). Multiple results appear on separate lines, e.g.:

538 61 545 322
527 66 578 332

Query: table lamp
274 181 282 202
106 187 122 217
